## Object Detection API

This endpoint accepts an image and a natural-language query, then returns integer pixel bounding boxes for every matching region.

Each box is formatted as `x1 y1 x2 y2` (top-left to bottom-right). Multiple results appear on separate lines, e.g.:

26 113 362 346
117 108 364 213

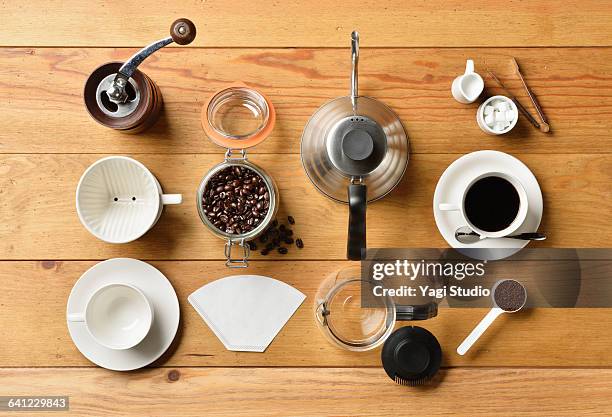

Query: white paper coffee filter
188 275 306 352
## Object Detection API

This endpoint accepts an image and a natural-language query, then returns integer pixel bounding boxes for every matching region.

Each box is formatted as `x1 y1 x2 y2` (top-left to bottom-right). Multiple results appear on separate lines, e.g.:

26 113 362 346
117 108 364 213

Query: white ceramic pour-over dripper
457 279 527 356
76 156 182 243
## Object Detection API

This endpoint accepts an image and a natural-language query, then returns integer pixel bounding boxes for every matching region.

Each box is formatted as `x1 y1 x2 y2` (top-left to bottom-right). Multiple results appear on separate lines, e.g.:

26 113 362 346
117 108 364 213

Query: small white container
477 95 519 135
451 59 484 104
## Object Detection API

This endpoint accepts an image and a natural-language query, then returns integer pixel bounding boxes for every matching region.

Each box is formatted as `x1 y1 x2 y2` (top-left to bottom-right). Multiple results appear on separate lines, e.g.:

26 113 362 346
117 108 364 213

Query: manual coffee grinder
84 19 196 133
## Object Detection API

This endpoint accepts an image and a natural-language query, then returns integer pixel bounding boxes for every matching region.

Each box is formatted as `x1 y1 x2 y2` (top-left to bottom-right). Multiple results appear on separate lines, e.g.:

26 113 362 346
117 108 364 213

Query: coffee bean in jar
201 166 270 235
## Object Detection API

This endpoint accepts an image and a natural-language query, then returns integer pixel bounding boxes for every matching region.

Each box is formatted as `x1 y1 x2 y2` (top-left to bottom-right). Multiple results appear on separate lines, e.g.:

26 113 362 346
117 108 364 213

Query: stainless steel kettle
300 31 409 260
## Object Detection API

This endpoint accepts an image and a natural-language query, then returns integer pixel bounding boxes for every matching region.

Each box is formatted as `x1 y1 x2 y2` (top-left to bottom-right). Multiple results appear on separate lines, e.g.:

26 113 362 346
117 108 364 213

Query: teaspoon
455 226 546 244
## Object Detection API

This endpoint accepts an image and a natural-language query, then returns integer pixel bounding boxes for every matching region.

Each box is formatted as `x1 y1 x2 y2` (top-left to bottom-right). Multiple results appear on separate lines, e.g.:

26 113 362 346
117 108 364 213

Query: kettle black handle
347 183 367 260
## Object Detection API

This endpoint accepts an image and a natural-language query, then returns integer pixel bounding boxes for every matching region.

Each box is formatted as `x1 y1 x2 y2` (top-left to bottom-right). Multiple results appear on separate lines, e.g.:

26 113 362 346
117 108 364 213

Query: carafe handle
347 182 367 260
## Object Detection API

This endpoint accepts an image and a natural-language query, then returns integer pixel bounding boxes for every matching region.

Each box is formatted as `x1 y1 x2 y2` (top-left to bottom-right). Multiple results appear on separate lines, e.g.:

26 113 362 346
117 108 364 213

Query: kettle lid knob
342 129 374 161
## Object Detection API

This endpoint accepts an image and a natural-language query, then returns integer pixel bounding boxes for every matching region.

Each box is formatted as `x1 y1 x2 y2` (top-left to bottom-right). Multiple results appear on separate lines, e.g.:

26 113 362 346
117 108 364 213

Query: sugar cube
496 101 510 112
495 112 507 123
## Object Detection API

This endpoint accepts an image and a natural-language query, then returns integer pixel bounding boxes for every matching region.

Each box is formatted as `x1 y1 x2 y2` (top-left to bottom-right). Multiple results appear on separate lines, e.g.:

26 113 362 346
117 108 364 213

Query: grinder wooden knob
170 18 196 45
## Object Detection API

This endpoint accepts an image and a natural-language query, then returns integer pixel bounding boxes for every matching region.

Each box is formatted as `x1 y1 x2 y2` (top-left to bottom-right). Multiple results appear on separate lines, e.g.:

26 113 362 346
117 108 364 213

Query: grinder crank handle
108 19 196 103
118 18 196 79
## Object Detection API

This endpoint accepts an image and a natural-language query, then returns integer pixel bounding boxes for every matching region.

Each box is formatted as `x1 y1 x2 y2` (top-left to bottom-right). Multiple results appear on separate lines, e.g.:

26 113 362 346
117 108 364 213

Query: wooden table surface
1 1 612 416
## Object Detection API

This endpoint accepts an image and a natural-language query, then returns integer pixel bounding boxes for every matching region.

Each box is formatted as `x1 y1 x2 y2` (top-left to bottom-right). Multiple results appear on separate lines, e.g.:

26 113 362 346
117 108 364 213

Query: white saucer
66 258 179 371
433 150 543 260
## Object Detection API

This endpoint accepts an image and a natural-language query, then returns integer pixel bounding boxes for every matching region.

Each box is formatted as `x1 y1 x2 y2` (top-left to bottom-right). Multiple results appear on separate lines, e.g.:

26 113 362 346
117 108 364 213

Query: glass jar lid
202 84 276 149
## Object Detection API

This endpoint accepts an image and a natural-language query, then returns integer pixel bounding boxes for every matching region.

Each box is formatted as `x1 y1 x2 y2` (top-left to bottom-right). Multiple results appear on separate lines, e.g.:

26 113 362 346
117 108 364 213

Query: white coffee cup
451 59 484 104
67 283 154 350
76 156 182 243
438 172 529 239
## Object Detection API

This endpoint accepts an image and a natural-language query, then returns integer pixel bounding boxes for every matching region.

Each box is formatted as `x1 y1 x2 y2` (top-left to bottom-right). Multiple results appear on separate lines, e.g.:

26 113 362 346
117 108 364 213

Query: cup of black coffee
439 172 528 239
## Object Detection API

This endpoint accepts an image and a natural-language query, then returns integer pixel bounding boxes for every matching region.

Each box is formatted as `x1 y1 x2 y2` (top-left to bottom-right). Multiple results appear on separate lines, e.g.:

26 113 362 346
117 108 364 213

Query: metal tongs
487 58 550 133
106 19 196 104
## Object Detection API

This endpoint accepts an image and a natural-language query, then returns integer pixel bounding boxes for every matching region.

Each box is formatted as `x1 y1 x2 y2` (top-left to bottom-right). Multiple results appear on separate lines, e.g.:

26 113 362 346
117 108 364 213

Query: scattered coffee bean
202 166 270 235
254 215 303 255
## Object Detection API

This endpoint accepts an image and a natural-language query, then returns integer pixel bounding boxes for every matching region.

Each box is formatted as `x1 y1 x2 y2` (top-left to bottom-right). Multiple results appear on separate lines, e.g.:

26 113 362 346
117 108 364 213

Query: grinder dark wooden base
83 62 162 134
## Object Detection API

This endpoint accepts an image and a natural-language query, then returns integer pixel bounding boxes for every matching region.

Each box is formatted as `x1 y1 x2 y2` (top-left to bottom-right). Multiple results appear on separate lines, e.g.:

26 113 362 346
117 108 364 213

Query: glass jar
197 84 278 268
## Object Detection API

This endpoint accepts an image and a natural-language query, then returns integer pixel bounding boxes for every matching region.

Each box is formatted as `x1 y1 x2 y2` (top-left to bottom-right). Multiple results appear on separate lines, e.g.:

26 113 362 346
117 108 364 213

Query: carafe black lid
381 326 442 386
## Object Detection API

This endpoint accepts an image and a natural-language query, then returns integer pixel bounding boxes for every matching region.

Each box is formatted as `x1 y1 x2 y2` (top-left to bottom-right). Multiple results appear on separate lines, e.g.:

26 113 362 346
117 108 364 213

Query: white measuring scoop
457 279 527 356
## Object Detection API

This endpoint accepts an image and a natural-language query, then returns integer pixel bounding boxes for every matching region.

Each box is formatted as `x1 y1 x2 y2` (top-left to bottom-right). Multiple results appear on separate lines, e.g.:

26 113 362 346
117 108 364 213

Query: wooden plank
2 1 612 47
0 154 610 260
1 47 612 155
0 367 611 416
2 260 612 367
